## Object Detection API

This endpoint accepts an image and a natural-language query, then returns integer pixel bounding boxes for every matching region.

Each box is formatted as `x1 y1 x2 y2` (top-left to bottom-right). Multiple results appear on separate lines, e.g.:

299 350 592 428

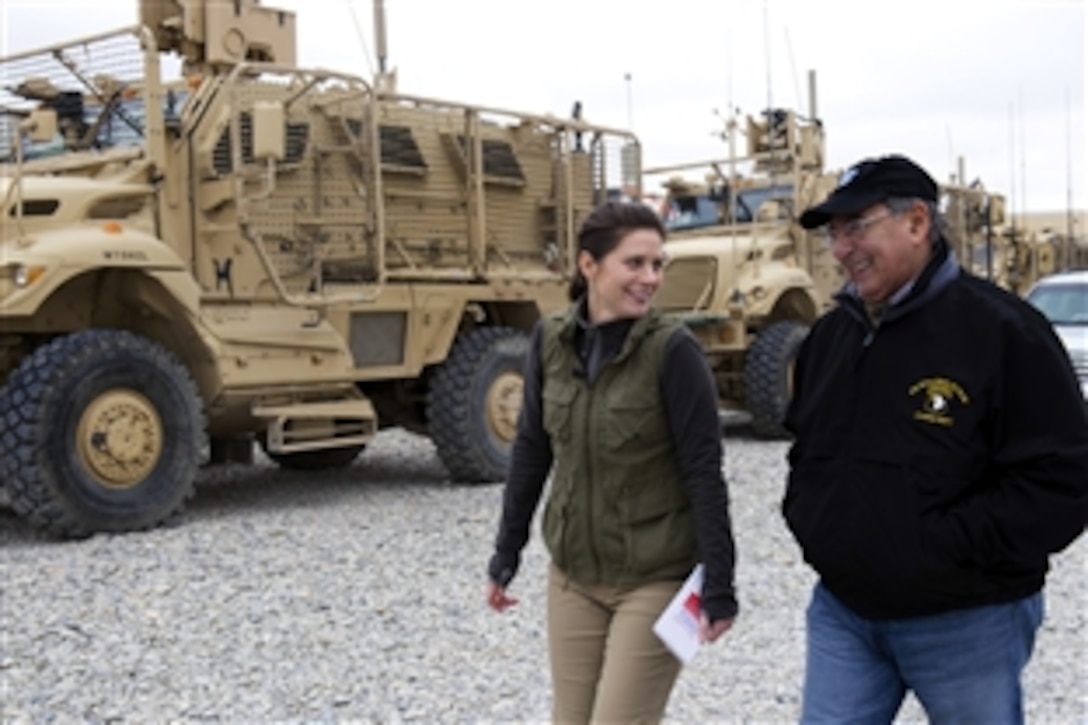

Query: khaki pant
547 564 684 724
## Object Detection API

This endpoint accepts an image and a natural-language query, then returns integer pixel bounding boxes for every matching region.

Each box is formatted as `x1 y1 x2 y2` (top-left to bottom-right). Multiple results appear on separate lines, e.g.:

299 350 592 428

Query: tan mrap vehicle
648 73 1016 438
647 75 840 438
0 0 639 538
940 171 1088 294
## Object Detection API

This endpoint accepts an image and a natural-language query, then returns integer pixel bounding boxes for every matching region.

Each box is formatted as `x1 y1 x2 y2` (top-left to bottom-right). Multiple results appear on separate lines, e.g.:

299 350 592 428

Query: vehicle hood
1054 323 1088 400
1055 324 1088 350
664 229 774 257
1 175 149 197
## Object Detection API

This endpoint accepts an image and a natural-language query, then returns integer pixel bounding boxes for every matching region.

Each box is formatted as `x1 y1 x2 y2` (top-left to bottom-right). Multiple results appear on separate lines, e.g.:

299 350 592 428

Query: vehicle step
252 399 377 454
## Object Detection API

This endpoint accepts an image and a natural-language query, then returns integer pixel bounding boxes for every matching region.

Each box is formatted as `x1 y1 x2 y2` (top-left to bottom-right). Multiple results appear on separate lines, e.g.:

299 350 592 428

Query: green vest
539 306 697 587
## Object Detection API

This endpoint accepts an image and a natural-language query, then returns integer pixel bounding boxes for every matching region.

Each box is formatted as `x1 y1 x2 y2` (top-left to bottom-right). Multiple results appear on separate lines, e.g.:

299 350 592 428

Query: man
783 154 1088 723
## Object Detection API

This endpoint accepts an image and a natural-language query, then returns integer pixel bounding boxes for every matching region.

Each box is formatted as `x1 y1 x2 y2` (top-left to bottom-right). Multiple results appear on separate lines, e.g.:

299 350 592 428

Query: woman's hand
698 614 734 644
486 581 519 612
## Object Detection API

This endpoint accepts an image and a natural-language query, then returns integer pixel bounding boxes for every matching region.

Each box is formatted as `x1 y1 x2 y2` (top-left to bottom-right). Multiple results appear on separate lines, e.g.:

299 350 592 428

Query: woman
486 200 738 723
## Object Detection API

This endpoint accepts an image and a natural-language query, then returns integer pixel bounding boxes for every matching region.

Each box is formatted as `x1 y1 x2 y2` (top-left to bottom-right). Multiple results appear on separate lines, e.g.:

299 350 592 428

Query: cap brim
799 188 888 229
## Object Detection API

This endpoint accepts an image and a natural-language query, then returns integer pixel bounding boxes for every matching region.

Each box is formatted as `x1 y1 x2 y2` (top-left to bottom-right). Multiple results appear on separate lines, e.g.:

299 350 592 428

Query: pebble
1 428 1084 722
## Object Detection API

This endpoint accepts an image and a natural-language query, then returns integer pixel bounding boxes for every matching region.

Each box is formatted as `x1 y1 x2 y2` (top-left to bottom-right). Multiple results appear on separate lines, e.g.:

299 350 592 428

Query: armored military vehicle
0 0 638 537
649 72 1015 438
889 163 1087 295
645 74 835 438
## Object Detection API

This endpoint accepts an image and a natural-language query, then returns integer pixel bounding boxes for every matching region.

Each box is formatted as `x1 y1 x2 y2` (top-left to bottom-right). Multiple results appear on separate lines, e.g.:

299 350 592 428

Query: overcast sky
3 0 1085 213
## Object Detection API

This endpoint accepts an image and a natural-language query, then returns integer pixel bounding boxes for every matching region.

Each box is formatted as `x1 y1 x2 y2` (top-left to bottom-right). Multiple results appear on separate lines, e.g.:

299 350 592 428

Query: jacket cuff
487 551 520 587
702 591 739 623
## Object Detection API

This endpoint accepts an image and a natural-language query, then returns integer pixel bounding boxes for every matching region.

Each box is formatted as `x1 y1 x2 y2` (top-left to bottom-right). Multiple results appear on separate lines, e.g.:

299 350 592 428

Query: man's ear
910 202 931 243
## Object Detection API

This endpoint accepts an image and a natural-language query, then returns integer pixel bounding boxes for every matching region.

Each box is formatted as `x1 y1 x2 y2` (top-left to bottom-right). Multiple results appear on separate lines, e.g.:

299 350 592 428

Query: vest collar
558 298 662 367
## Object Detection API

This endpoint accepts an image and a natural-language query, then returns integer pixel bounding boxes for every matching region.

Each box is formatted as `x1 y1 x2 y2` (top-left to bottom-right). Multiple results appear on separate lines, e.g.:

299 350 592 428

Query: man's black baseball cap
799 155 938 229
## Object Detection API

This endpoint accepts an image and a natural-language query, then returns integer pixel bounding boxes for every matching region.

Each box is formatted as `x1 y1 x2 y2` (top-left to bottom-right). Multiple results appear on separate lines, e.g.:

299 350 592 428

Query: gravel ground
1 427 1085 723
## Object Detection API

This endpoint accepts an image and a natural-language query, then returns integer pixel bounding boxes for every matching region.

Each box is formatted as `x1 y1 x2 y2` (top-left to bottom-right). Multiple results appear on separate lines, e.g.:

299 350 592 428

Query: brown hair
568 201 666 301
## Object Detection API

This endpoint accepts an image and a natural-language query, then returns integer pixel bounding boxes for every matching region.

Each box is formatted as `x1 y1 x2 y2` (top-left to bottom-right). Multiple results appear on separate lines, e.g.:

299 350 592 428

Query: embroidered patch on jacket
908 377 969 427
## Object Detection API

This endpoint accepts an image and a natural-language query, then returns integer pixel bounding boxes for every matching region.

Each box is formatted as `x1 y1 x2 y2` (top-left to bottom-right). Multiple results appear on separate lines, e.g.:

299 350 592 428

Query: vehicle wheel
427 326 529 483
745 320 809 439
259 435 365 471
0 329 205 538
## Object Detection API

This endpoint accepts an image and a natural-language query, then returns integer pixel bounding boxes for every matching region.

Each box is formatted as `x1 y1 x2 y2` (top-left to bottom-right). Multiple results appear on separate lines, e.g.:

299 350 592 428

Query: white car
1026 270 1088 403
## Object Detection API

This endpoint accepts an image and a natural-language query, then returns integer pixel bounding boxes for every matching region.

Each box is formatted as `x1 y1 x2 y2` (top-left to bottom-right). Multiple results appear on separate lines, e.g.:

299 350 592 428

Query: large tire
0 330 205 538
427 327 529 483
745 320 809 439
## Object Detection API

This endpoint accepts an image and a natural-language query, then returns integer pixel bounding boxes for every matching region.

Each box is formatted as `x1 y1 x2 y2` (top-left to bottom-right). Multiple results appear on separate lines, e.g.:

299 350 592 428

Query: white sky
2 0 1085 213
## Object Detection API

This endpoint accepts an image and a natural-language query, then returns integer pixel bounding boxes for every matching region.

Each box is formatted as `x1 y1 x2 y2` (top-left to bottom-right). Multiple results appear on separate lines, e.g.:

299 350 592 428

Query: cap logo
837 165 862 189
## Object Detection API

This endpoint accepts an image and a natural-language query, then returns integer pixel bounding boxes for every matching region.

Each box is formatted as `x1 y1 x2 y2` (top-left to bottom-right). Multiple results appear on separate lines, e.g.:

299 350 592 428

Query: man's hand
698 614 734 644
486 581 519 612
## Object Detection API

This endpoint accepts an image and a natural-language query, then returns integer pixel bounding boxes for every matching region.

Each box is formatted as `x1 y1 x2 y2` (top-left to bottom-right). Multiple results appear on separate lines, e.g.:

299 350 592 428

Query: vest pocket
543 484 575 575
604 401 663 449
542 384 577 442
619 491 693 577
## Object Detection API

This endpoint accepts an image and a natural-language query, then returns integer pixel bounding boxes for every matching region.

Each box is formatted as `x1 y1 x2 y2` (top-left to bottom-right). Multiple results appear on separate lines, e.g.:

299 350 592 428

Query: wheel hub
485 371 523 444
76 389 163 489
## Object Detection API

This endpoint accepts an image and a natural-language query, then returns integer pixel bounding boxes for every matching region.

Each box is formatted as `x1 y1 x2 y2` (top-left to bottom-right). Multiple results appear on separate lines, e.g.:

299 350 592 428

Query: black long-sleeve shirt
489 314 738 622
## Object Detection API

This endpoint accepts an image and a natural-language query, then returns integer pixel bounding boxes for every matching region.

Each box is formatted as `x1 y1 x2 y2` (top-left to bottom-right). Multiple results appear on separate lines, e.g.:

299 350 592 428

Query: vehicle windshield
1027 281 1088 326
664 183 793 231
1 89 187 163
665 195 720 230
1 27 190 164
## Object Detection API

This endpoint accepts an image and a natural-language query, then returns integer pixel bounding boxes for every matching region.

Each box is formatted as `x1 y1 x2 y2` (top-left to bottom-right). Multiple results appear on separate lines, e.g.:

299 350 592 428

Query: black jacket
784 240 1088 619
489 303 738 622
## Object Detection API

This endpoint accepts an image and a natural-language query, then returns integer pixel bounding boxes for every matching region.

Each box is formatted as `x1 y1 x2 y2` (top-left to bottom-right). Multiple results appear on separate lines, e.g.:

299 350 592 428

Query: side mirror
745 116 767 158
987 195 1006 226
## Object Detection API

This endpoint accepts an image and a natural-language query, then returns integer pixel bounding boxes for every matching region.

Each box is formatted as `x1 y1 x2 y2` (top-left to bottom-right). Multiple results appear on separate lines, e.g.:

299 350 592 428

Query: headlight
11 264 46 288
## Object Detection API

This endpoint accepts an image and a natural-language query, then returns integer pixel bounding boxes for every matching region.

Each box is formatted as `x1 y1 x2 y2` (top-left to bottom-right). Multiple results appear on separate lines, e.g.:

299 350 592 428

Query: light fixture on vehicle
12 264 46 288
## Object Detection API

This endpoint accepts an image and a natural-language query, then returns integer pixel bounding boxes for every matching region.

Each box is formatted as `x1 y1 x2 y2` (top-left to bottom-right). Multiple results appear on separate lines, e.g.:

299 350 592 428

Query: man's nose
828 235 854 260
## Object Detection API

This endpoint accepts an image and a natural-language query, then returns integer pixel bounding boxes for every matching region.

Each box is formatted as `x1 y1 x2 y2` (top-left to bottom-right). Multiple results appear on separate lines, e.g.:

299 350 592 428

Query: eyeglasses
823 210 893 244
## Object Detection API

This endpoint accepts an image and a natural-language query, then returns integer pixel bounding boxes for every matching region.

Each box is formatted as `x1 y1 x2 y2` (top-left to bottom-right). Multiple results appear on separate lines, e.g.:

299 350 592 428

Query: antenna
726 22 736 216
946 125 955 184
761 1 780 204
726 23 734 126
1008 102 1017 230
763 3 773 113
373 0 388 75
1066 86 1073 264
345 0 376 78
624 72 634 131
725 23 739 296
1018 87 1035 282
1019 87 1027 219
784 26 802 113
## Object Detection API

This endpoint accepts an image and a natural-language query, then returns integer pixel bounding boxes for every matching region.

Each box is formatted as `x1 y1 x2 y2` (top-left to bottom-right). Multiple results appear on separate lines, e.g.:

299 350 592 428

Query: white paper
652 564 704 664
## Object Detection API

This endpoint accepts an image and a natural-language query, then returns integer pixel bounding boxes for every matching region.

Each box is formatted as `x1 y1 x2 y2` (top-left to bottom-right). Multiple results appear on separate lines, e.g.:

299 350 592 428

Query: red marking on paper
683 591 701 618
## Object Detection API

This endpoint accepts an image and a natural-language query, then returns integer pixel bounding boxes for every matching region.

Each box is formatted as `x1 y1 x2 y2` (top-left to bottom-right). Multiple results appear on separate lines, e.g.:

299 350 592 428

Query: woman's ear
577 249 596 280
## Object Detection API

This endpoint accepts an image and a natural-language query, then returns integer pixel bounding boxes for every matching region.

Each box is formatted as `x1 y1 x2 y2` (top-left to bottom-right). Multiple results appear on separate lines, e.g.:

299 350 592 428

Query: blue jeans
801 582 1043 724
